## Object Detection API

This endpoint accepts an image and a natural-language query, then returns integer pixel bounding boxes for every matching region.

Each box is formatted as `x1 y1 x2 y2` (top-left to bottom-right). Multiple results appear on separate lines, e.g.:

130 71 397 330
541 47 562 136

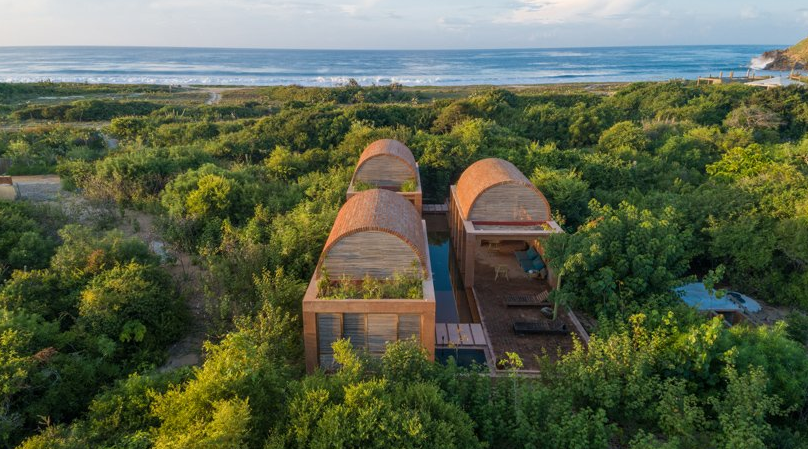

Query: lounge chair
513 320 568 336
504 290 551 307
515 246 545 273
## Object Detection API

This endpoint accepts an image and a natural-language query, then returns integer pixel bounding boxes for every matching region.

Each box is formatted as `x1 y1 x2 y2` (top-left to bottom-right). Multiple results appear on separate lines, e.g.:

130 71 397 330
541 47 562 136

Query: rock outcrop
755 38 808 71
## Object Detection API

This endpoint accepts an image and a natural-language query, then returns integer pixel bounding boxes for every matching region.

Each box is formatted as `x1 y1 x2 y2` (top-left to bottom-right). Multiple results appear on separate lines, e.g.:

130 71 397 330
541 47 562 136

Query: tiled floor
472 242 576 371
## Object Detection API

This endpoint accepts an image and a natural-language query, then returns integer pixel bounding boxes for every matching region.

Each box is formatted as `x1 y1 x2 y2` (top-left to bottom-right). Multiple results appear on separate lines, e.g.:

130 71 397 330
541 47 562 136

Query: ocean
0 45 786 86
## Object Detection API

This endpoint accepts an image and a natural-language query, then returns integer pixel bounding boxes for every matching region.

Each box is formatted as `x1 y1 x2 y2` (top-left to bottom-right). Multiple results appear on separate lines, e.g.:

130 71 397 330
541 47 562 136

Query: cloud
0 0 55 15
497 0 651 24
338 0 379 16
437 17 473 32
148 0 324 13
739 6 759 19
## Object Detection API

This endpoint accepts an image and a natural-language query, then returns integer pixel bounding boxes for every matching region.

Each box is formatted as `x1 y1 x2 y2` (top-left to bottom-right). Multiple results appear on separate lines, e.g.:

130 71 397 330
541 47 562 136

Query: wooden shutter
398 314 421 341
317 313 341 368
343 313 367 350
367 314 397 356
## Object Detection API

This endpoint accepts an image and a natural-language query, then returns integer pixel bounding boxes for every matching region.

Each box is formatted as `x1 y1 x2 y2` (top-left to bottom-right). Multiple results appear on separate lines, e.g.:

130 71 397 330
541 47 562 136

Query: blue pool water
0 45 783 86
435 348 488 368
427 214 474 324
428 232 459 323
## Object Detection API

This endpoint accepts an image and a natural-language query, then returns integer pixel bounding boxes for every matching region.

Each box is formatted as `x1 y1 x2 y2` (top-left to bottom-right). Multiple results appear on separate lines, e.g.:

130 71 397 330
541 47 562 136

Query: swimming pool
435 348 488 368
426 214 473 323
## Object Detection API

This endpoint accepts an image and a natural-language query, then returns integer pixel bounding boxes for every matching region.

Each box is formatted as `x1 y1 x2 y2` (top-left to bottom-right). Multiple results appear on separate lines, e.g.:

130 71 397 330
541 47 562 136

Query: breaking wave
0 45 782 86
750 55 774 70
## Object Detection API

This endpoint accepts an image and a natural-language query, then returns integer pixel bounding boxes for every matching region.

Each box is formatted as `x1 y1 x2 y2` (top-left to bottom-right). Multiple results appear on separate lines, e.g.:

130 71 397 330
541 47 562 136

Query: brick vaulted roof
354 139 418 178
319 189 427 272
455 158 551 220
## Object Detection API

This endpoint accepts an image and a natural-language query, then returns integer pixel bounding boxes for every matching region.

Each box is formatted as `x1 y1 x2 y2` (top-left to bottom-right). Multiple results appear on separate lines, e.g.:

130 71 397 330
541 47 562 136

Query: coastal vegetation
2 80 808 448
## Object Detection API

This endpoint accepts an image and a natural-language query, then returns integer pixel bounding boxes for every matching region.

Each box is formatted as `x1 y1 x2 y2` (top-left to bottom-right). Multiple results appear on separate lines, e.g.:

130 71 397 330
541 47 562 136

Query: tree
711 366 782 449
0 328 32 445
530 166 591 229
272 339 482 449
706 144 775 182
151 301 300 448
0 203 55 278
78 262 185 360
544 201 693 316
724 105 783 131
598 121 649 154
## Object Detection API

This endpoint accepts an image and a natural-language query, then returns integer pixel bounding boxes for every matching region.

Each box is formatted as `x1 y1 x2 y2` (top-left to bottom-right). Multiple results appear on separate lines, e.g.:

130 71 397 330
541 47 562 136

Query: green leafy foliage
78 262 186 358
5 81 808 448
545 201 693 316
0 203 57 278
318 268 424 300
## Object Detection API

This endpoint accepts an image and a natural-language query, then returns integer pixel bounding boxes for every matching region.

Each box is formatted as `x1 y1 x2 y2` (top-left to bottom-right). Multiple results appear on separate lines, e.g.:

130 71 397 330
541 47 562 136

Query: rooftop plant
400 178 418 192
352 180 375 191
318 266 423 300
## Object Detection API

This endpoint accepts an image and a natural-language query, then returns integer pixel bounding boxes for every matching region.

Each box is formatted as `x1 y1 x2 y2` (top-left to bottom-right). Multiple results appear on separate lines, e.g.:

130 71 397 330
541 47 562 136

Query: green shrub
352 180 375 191
78 262 186 360
400 178 418 192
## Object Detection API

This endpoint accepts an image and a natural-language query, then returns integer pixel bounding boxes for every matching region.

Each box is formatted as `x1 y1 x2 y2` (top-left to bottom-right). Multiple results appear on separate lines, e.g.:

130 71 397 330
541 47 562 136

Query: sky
0 0 806 49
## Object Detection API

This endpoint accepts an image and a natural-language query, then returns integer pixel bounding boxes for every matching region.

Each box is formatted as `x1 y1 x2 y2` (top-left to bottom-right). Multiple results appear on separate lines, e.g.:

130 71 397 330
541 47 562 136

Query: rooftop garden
352 178 418 193
317 268 423 300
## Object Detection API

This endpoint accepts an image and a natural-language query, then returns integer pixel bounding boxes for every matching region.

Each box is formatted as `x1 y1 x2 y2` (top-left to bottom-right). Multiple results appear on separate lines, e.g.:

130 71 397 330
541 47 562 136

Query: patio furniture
515 246 545 273
494 264 509 281
504 290 550 307
527 268 548 280
513 320 568 336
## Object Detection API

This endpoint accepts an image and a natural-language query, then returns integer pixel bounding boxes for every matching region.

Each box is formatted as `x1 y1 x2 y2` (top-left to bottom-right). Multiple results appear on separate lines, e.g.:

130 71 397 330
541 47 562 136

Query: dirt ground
750 299 794 326
13 175 209 369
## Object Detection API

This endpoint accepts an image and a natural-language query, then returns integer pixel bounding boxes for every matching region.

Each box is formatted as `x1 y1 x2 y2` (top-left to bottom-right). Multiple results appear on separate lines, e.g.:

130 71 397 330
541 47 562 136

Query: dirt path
117 211 208 370
14 176 209 369
205 90 222 105
197 87 244 105
0 121 111 131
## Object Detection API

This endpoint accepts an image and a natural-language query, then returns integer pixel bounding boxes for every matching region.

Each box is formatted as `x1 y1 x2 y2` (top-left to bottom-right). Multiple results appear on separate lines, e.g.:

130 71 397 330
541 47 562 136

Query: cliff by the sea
756 37 808 70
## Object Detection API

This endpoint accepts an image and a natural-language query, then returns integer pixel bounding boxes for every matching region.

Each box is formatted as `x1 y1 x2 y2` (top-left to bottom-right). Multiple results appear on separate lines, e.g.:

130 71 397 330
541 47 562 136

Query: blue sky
0 0 806 49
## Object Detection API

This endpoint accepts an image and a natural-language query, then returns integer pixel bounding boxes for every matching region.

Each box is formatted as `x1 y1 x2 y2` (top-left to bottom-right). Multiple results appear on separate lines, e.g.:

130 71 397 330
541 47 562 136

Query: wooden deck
471 242 577 370
435 323 486 346
423 203 448 214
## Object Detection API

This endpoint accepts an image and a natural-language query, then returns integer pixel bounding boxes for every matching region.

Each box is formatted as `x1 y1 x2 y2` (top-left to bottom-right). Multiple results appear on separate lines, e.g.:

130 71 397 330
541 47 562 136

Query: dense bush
0 203 56 278
4 81 808 448
12 100 164 122
0 223 185 446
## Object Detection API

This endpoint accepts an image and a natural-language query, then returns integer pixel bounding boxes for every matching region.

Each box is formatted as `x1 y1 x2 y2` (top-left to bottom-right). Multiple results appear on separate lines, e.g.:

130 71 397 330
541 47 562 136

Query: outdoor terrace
471 242 586 371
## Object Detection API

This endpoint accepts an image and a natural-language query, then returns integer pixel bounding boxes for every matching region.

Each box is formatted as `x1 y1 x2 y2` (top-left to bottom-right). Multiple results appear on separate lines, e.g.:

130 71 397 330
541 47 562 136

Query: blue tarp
674 283 762 314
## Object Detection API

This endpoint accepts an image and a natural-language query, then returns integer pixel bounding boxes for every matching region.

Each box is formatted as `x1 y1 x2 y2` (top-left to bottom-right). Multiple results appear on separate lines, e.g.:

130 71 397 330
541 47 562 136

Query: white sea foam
541 51 590 57
0 45 781 87
750 55 774 70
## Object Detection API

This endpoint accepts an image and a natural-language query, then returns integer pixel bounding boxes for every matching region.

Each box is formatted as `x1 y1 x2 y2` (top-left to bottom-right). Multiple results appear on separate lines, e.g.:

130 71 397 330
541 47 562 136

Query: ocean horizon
0 45 787 87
